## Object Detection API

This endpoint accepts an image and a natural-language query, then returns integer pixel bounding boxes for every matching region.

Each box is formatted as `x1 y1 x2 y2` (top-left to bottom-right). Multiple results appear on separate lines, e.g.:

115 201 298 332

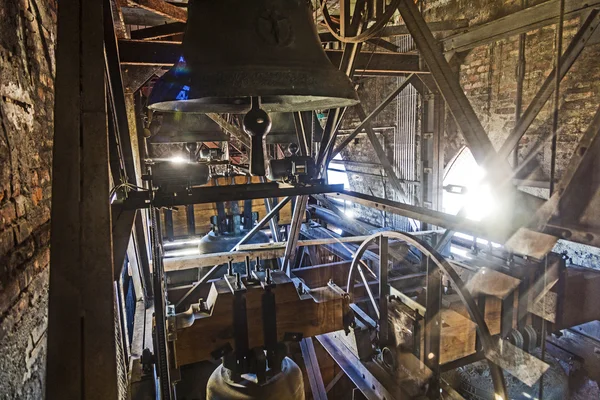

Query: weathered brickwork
425 0 600 180
337 0 600 234
0 0 56 397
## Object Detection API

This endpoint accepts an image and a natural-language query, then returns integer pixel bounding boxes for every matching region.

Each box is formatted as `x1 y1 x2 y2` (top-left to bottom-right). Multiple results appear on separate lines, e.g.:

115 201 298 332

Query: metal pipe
513 0 527 167
542 5 565 398
293 112 310 156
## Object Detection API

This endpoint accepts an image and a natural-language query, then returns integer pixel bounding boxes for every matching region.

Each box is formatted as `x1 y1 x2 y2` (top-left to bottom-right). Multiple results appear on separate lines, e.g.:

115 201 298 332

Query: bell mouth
148 64 359 113
149 95 359 114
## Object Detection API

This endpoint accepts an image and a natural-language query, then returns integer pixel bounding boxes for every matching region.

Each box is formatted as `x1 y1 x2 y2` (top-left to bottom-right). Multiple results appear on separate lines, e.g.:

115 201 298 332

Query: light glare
170 156 187 164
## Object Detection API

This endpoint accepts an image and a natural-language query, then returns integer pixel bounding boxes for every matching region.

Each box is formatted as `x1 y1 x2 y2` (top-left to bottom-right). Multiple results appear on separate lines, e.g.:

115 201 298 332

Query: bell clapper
243 97 272 176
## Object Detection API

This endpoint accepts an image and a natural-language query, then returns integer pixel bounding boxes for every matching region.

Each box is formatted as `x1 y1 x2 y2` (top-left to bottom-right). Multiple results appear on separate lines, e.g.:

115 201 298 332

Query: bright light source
344 209 355 219
169 155 188 164
443 148 497 222
464 182 496 222
164 248 199 258
450 246 471 259
163 238 204 248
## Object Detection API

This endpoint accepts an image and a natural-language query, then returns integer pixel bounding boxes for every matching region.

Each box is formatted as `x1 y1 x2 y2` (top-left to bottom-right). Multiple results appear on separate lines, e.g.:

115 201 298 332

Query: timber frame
46 0 600 399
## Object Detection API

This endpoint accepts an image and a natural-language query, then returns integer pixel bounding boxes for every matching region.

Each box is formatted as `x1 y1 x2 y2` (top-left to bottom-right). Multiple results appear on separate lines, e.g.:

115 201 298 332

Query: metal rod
513 0 527 167
282 195 309 275
293 112 310 157
233 196 292 250
549 0 565 197
358 265 380 319
316 4 365 172
378 235 389 345
498 9 600 160
539 255 550 400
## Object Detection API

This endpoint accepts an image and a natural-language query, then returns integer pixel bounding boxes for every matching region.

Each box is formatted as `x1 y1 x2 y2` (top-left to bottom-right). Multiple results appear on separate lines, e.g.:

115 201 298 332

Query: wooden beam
173 272 347 365
320 19 469 43
129 19 469 43
47 0 118 398
300 338 328 400
130 21 185 40
116 39 422 76
164 236 372 271
443 0 600 53
131 0 187 23
111 206 137 280
293 261 352 288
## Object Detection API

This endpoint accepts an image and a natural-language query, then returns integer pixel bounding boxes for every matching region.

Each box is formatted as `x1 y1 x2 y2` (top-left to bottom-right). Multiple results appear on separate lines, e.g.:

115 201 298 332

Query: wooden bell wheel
346 230 509 399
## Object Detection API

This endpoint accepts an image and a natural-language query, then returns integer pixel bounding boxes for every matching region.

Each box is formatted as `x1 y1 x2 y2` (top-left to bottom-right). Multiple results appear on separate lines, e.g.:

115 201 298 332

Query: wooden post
46 0 118 398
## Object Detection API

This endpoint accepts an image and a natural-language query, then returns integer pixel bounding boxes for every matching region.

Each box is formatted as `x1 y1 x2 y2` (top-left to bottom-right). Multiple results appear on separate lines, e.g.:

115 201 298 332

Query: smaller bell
148 113 229 144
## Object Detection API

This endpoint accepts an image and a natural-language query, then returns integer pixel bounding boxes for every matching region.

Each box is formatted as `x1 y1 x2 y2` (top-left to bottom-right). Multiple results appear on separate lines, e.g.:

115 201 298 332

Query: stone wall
0 0 56 397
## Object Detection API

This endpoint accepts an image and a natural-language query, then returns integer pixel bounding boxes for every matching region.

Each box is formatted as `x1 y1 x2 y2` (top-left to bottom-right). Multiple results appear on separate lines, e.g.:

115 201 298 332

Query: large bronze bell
148 0 359 113
148 113 228 144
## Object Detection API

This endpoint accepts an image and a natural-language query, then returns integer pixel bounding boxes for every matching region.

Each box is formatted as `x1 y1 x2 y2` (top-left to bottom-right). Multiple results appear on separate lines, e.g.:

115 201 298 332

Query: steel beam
234 197 291 251
379 236 389 346
397 0 509 178
317 333 410 400
206 113 251 148
498 10 600 160
300 338 328 400
327 190 506 243
121 183 343 209
116 39 421 76
315 195 372 235
293 112 310 157
320 20 469 43
282 195 309 275
443 0 600 53
421 88 445 218
424 258 442 396
317 5 365 170
106 3 139 187
112 206 137 281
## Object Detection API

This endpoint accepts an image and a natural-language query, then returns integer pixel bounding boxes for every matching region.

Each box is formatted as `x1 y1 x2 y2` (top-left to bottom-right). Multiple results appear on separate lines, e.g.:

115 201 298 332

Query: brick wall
0 0 56 397
425 0 600 181
335 1 600 229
